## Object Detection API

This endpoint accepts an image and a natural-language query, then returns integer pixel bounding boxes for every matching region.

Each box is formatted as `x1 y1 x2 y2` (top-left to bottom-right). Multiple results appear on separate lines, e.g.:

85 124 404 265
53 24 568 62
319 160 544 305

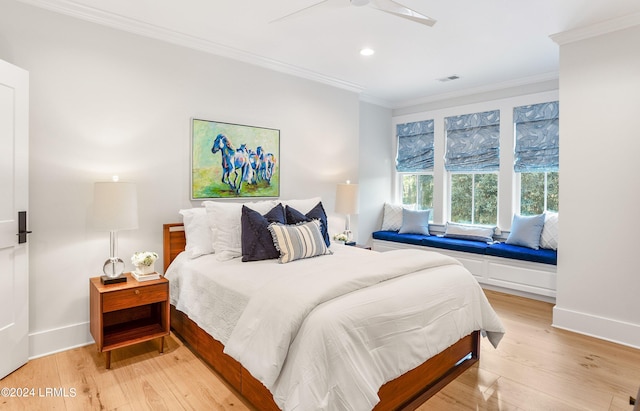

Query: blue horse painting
191 118 279 199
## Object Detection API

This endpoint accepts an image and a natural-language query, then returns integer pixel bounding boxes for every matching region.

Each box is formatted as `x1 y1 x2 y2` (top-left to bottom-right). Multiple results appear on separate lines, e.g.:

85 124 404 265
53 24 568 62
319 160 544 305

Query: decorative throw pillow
285 202 330 247
398 208 431 235
241 204 286 262
506 213 546 250
540 212 559 250
203 200 277 261
268 220 330 264
444 222 495 243
381 203 404 231
179 207 214 258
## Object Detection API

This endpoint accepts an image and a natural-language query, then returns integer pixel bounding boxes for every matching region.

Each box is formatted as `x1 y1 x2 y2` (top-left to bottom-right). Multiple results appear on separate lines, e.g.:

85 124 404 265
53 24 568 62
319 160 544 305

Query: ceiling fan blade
270 0 330 23
369 0 437 27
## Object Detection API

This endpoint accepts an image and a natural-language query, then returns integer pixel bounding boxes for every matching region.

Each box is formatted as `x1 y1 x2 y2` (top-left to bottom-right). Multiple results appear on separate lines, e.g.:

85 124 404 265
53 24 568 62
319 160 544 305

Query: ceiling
19 0 640 107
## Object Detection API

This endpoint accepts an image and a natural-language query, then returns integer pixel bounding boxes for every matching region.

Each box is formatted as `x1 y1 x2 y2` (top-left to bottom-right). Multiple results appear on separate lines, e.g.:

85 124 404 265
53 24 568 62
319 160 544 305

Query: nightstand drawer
103 283 167 312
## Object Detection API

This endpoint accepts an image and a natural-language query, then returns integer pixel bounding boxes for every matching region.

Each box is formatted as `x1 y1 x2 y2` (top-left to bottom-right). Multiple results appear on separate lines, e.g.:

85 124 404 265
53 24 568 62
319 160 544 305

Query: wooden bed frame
163 223 480 411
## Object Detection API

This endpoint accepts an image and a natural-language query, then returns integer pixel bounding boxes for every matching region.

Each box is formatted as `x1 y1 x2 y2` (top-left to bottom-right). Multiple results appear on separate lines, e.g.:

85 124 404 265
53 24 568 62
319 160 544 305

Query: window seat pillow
372 230 557 265
443 222 495 243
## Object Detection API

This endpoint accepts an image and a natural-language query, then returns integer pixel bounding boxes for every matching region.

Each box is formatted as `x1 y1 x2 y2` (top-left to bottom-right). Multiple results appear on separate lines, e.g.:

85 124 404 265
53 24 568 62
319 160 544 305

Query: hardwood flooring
1 290 639 410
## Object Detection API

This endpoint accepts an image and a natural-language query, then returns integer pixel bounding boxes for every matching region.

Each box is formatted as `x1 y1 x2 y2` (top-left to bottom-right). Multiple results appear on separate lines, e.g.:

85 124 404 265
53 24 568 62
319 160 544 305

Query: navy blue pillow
285 202 330 247
241 203 286 262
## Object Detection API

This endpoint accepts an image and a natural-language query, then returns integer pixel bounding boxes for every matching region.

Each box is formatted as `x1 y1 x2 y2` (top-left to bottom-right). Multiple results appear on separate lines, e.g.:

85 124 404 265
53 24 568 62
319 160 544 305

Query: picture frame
191 119 280 199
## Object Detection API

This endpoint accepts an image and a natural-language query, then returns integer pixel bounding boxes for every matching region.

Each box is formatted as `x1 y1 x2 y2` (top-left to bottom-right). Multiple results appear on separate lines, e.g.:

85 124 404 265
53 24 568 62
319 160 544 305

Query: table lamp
335 180 359 242
93 177 138 284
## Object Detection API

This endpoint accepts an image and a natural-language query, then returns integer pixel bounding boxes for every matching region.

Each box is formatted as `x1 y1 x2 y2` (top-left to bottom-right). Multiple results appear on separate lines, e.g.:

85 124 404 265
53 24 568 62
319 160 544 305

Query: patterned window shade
445 110 500 172
514 101 559 172
396 120 434 172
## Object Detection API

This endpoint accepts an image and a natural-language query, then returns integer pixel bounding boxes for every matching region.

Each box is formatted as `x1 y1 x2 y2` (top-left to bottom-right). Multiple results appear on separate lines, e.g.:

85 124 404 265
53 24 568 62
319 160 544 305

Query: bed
163 200 504 411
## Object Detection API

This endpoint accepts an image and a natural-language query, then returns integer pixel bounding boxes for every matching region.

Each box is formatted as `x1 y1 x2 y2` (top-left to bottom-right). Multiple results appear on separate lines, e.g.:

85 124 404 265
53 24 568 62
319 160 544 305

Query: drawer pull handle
134 290 140 295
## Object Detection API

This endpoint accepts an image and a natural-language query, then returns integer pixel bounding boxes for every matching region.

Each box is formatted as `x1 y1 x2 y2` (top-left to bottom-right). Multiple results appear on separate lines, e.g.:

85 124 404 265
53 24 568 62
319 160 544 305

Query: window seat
372 231 557 265
372 230 557 302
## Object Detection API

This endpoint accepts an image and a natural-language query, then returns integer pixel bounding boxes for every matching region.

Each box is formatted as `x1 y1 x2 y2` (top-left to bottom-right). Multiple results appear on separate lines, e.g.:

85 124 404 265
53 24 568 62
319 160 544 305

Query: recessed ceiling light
360 48 375 56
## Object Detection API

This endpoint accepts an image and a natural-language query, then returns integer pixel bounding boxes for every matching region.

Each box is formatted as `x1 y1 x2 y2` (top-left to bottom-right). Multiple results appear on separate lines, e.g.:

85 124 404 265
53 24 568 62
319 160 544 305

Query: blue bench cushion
421 235 489 255
372 230 557 265
371 230 427 247
486 242 557 265
372 231 489 255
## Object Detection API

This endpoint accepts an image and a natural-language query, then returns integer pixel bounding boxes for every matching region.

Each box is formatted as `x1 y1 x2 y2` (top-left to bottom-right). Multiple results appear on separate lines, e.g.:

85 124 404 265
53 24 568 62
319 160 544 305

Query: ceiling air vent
437 75 460 82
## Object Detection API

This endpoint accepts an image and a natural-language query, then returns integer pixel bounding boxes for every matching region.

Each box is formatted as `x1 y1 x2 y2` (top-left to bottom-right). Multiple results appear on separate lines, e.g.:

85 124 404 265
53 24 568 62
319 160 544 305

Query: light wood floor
1 290 639 410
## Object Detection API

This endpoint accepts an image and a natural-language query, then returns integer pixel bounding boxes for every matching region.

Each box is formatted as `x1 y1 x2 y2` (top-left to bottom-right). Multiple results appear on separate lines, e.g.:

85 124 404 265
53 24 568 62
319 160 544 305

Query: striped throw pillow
268 220 329 264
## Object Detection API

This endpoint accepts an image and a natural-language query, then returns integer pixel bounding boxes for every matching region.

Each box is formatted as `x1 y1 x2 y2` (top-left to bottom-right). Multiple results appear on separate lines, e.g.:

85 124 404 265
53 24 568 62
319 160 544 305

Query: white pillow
179 207 213 258
381 203 404 231
398 208 431 235
444 222 495 243
280 197 322 214
203 200 277 261
540 212 559 250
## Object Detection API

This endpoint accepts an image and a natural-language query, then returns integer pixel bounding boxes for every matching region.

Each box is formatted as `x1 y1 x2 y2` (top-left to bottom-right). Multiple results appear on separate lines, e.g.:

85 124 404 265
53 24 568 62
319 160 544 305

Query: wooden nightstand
89 273 170 369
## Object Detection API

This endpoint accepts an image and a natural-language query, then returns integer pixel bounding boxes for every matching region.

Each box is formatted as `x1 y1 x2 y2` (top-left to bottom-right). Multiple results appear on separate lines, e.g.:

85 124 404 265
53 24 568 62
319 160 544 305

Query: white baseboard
29 321 94 359
553 306 640 350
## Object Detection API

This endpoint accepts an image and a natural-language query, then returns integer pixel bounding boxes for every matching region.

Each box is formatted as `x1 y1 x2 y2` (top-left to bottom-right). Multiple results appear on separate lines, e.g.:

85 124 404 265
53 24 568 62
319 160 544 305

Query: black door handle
17 211 32 244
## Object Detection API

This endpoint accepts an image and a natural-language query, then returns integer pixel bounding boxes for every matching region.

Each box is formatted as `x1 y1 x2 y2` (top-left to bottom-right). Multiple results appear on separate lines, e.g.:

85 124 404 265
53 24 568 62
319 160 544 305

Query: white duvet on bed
166 243 375 344
166 245 505 411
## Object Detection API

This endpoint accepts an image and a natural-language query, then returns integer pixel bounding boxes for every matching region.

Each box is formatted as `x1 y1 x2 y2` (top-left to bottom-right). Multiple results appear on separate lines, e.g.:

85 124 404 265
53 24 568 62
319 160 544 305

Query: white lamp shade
335 183 359 215
93 182 139 231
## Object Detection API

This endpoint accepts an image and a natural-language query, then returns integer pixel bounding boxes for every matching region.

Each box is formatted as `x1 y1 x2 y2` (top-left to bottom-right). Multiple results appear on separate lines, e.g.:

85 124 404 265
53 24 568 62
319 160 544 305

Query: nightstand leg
159 336 165 354
105 351 111 369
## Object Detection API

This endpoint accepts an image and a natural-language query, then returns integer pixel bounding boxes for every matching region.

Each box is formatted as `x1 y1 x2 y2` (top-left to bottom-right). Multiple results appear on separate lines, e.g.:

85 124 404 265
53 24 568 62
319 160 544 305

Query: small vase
135 263 155 275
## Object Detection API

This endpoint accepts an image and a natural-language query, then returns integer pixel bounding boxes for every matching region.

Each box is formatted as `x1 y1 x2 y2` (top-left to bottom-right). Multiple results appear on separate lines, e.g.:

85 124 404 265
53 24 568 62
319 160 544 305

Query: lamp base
101 275 127 285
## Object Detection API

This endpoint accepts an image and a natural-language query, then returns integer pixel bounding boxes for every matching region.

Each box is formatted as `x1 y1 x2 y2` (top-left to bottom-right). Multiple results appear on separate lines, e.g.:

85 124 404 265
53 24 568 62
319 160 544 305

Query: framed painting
191 119 280 199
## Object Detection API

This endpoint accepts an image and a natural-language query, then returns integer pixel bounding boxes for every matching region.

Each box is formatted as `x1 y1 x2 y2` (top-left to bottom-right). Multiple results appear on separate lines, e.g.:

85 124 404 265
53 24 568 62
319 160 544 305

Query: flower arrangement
131 251 158 267
333 233 349 242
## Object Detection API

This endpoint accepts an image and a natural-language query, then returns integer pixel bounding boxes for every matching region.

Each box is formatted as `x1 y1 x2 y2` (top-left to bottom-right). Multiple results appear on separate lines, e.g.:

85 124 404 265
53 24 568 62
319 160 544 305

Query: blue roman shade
445 110 500 172
396 120 434 172
514 101 559 172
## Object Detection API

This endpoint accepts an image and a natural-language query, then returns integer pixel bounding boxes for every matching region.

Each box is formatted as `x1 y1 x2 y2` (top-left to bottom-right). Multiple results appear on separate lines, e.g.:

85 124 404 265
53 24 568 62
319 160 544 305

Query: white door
0 59 29 379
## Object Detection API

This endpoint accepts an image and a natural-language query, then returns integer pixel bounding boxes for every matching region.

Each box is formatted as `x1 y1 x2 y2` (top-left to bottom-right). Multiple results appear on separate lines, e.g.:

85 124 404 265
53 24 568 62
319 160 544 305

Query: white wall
553 23 640 348
0 1 369 357
357 101 393 246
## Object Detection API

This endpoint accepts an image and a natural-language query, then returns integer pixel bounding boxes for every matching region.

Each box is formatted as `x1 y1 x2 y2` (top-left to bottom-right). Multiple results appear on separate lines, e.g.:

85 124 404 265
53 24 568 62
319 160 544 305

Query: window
514 101 559 215
520 171 558 215
450 173 498 224
396 120 434 210
401 174 433 210
445 110 500 225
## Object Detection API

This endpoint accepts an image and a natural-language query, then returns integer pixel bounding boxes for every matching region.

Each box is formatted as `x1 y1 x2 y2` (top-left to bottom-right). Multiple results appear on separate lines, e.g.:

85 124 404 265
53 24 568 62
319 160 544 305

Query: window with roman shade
513 101 559 172
445 110 500 171
396 120 434 172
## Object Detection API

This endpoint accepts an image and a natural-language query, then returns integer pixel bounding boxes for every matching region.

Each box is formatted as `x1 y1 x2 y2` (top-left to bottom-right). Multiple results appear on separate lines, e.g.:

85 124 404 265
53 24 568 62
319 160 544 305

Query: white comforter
167 246 505 411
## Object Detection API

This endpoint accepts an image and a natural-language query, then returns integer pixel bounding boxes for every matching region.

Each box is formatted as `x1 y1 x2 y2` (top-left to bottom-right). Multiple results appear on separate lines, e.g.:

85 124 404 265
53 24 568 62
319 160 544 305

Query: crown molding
358 93 392 108
17 0 365 94
551 12 640 45
392 72 559 110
